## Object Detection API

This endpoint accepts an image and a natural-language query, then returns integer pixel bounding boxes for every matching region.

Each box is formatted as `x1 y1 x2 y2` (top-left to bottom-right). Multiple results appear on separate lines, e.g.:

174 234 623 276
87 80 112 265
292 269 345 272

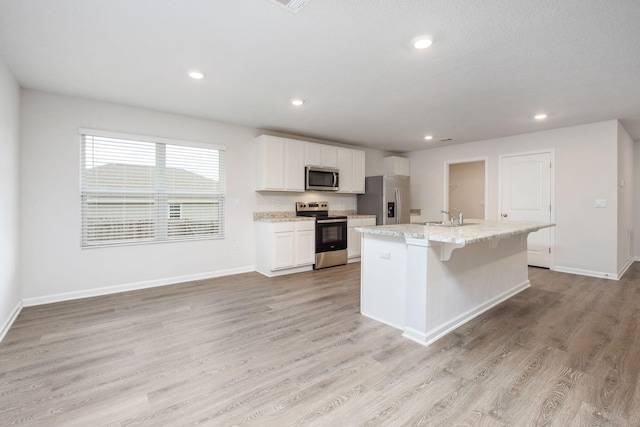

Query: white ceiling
1 0 640 153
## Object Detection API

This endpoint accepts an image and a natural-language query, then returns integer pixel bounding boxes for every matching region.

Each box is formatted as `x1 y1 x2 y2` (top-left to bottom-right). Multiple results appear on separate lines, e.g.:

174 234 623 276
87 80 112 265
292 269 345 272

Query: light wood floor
2 263 640 426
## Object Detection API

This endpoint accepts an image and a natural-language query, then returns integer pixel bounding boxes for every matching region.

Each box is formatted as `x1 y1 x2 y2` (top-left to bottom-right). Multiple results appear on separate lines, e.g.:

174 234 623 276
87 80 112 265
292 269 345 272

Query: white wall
19 90 390 303
19 90 257 302
0 58 21 339
617 122 634 276
409 120 620 278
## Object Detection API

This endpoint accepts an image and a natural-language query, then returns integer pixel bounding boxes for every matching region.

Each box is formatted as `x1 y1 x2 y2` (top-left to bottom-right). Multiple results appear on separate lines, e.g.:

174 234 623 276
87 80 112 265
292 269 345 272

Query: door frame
444 156 489 219
498 149 556 269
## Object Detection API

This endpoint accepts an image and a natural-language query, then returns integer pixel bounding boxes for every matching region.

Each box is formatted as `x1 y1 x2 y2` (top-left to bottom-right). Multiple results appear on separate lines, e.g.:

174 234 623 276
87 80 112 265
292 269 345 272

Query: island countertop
355 219 554 245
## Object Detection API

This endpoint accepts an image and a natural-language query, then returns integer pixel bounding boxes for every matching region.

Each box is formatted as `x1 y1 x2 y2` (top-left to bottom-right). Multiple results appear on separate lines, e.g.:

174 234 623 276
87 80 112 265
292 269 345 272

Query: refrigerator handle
395 187 401 225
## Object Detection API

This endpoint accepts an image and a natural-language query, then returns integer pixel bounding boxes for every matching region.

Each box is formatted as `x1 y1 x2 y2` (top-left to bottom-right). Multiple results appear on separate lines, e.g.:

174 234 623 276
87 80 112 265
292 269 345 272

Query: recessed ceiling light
188 70 206 80
291 99 305 106
424 135 433 140
412 35 434 50
534 113 548 120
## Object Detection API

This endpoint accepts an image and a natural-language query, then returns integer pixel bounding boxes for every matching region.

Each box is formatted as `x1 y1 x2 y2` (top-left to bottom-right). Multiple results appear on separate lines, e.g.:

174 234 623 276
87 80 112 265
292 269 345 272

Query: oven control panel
296 201 329 212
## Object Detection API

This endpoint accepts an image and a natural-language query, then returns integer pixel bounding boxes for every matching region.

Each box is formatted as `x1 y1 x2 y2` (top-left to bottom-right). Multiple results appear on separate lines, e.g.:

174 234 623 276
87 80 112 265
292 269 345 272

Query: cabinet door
305 142 323 166
384 156 409 176
256 136 284 190
284 139 305 191
352 150 366 194
273 231 295 270
321 146 338 168
337 148 353 193
347 226 361 258
295 229 315 266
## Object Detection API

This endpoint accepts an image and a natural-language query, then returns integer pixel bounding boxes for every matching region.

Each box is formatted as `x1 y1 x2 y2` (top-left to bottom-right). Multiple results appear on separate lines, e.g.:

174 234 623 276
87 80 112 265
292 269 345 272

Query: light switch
594 199 607 208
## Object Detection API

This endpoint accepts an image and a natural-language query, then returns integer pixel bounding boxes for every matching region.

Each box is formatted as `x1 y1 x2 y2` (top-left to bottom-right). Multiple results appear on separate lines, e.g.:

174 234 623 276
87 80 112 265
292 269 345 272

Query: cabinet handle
501 213 508 217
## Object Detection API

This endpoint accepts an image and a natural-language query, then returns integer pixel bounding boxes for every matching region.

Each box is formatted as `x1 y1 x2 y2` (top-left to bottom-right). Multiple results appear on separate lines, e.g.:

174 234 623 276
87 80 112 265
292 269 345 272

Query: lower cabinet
256 220 316 277
348 217 376 260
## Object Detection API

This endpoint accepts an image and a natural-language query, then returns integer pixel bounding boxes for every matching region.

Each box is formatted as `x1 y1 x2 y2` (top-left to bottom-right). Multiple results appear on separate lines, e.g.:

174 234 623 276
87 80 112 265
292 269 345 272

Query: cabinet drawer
296 220 315 232
272 222 295 233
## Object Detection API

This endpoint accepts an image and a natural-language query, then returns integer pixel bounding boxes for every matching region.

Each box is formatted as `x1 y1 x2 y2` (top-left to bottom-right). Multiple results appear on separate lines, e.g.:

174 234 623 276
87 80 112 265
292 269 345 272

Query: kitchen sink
423 221 465 227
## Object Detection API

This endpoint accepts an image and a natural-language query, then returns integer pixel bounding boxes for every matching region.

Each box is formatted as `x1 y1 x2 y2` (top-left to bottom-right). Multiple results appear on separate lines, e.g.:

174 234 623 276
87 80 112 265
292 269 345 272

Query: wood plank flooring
1 263 640 426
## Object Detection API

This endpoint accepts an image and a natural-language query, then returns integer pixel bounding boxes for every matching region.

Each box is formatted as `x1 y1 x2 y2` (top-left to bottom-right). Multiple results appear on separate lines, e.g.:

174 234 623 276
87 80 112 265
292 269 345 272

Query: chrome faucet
441 208 464 226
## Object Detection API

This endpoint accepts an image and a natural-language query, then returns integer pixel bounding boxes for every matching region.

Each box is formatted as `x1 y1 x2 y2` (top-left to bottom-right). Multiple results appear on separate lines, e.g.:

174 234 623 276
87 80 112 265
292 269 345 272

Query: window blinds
80 132 225 247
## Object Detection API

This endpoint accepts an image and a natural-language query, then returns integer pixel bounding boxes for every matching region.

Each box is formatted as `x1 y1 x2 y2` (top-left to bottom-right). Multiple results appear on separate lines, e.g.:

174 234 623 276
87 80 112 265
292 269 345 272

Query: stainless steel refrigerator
357 175 410 225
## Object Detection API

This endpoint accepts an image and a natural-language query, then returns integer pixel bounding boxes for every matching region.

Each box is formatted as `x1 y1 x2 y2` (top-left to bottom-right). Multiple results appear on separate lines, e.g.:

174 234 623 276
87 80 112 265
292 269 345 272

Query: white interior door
500 152 552 268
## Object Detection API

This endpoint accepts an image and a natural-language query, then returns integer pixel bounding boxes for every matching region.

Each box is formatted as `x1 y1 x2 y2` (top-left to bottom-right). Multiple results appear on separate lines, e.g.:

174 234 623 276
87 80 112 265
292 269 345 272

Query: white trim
443 156 489 219
617 257 635 280
402 280 530 346
255 264 314 278
78 127 227 151
22 265 255 307
0 301 23 343
553 265 618 280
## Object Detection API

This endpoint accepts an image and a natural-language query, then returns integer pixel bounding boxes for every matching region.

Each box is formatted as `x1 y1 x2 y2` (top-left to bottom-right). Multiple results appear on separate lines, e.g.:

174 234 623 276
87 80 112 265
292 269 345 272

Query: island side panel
360 233 407 329
403 233 531 346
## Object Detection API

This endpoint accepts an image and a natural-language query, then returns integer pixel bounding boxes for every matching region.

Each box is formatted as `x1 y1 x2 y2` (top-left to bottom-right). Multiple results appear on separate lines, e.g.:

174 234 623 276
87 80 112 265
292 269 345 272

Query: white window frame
80 128 226 248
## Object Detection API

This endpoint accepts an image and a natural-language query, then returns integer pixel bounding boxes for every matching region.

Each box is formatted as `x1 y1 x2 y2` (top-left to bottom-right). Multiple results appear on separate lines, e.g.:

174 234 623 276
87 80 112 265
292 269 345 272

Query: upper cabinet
256 135 305 192
305 142 338 168
384 156 409 176
337 148 365 193
256 135 365 194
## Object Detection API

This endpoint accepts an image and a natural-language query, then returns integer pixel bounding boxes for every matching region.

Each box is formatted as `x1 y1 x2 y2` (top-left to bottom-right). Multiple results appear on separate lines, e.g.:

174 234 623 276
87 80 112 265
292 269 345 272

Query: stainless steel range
295 201 348 270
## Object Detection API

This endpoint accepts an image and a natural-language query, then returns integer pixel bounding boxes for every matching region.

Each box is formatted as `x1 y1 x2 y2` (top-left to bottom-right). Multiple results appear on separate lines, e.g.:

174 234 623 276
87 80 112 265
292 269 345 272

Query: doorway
445 158 488 220
499 151 554 268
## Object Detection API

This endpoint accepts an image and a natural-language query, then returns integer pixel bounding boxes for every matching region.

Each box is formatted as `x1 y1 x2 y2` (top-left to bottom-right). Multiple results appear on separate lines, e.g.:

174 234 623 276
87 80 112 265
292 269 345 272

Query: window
80 130 225 247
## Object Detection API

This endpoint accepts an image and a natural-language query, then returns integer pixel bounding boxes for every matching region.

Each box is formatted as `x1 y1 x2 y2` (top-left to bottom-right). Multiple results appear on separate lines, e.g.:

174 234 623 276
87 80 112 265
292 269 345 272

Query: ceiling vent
268 0 312 14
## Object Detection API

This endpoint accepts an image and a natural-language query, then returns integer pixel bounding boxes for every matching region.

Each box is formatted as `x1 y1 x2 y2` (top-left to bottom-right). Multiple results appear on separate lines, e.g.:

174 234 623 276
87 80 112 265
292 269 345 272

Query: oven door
315 218 347 253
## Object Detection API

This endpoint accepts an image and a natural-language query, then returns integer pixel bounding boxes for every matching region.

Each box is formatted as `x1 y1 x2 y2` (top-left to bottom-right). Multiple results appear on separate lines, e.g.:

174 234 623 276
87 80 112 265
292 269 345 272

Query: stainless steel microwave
305 166 339 191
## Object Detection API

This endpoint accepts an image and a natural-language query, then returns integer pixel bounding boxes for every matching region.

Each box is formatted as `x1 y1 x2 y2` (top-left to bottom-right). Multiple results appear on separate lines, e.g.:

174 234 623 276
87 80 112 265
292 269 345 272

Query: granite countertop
254 210 375 222
355 219 555 245
253 212 313 222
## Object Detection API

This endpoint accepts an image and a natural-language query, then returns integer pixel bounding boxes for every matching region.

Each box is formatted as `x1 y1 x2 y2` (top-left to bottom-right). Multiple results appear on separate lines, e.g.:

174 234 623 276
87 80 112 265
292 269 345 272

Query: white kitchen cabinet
337 148 353 193
347 217 376 259
305 142 338 168
284 139 304 190
255 220 316 277
272 226 295 270
337 148 366 194
352 149 365 193
295 225 315 266
384 156 410 176
256 135 305 192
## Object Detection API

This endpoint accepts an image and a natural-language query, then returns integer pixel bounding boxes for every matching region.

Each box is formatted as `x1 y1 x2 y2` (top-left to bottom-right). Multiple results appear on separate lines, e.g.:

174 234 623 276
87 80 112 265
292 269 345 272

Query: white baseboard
0 300 23 343
255 264 313 278
22 265 256 307
403 280 530 346
617 258 635 280
553 266 619 280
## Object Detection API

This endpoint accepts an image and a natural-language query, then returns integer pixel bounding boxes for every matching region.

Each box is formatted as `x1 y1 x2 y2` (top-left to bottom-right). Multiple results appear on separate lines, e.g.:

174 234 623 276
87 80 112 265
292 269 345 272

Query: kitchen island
355 220 554 346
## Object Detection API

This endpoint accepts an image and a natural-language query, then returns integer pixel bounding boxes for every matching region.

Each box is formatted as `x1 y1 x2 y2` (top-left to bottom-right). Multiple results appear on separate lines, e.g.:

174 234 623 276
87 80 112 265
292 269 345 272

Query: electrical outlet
380 251 391 259
233 242 240 251
594 199 607 208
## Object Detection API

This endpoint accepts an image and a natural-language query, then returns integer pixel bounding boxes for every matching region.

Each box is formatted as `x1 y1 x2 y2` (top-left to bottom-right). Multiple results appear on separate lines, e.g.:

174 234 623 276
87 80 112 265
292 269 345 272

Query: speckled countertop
254 210 375 222
355 219 555 244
